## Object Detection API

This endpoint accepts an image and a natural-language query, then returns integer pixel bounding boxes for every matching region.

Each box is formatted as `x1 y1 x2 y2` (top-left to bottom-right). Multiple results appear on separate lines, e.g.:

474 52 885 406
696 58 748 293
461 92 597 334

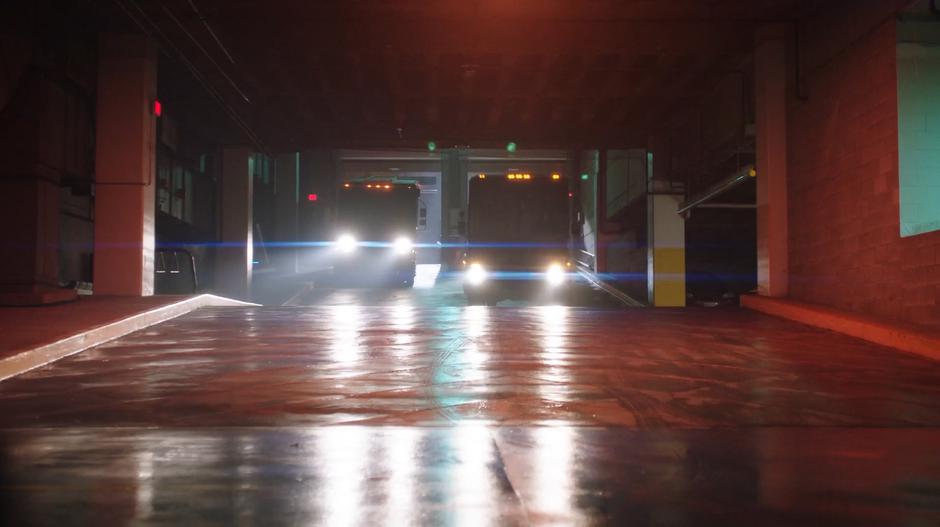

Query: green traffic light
580 173 589 181
427 141 436 152
506 142 517 153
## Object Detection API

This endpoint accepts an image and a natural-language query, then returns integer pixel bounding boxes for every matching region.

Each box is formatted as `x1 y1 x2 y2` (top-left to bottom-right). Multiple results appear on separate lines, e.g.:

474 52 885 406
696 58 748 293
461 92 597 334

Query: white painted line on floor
0 294 255 382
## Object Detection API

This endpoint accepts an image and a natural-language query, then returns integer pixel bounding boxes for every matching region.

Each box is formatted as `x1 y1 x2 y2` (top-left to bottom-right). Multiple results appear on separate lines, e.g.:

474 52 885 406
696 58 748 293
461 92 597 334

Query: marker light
508 174 516 180
551 173 560 180
343 183 351 188
479 174 486 179
393 236 413 255
546 263 565 286
466 263 487 286
336 234 357 253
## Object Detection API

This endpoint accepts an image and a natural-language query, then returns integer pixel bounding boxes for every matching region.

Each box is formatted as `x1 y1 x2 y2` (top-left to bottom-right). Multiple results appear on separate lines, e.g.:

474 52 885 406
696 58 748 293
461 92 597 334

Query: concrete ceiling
127 0 814 151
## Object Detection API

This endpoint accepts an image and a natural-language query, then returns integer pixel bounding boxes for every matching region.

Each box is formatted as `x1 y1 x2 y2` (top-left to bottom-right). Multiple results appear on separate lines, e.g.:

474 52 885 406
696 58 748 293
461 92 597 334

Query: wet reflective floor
287 264 626 309
2 269 940 525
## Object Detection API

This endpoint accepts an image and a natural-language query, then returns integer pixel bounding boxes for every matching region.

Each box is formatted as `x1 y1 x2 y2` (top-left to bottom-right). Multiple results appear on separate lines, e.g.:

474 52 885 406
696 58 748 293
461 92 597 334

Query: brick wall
788 5 940 326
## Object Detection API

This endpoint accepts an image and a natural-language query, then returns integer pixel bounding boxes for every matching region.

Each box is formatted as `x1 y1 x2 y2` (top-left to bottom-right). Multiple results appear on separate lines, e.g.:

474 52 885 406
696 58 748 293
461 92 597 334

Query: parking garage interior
1 0 940 525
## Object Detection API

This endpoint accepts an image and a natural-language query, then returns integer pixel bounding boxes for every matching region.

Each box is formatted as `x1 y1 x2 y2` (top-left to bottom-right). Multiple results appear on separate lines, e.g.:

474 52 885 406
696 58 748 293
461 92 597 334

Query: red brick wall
788 6 940 327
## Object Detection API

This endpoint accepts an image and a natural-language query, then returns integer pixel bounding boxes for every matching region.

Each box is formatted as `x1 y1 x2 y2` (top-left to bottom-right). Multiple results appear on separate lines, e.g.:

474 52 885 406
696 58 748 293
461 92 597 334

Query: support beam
649 193 686 307
595 149 608 274
754 25 790 297
215 148 253 299
273 153 300 275
93 34 158 296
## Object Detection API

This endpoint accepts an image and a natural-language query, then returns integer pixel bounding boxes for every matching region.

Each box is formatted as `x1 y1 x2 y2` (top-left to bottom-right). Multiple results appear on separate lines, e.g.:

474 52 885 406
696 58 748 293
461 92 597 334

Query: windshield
336 187 418 239
468 178 569 244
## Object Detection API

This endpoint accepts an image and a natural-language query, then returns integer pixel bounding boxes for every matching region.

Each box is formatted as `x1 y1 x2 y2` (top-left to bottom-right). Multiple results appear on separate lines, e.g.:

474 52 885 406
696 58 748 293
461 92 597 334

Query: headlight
545 263 565 286
393 236 413 255
466 263 487 286
335 234 357 253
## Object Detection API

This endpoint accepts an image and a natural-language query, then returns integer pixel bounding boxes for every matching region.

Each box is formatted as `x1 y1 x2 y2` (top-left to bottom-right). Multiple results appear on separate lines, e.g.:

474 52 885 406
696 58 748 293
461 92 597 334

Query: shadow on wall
685 208 757 304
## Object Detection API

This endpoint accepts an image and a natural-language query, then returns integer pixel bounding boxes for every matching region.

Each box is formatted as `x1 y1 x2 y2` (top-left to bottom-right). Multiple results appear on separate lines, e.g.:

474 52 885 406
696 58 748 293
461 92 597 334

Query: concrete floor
1 268 939 525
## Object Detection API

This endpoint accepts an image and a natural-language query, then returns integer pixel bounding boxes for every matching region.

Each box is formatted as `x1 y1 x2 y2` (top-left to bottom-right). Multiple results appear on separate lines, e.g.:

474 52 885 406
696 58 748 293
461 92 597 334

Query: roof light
508 174 516 180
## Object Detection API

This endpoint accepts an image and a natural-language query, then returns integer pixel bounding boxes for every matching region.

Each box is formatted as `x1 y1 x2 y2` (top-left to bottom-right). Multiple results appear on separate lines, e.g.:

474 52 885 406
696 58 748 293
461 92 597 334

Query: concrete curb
0 294 255 382
741 295 940 361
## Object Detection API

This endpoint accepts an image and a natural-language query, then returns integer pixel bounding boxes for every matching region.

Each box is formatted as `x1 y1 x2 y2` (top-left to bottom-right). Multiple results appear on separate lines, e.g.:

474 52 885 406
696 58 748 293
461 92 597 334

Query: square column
215 148 253 299
755 25 790 297
273 153 299 274
649 194 686 307
93 34 158 296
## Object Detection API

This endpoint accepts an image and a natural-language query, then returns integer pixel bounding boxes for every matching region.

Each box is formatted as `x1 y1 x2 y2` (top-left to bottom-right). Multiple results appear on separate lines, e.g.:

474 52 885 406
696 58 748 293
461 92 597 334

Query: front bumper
462 268 572 299
333 247 415 276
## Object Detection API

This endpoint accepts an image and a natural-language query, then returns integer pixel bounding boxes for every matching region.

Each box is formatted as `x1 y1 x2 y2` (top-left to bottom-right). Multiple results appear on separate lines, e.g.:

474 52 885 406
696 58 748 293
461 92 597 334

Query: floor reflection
317 427 369 527
329 304 363 363
388 299 416 352
2 427 939 526
537 305 570 402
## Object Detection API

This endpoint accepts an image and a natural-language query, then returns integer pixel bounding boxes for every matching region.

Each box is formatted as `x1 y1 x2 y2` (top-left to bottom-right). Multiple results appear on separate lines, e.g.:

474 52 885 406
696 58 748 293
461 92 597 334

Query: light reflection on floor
4 290 940 524
3 426 940 526
413 263 441 289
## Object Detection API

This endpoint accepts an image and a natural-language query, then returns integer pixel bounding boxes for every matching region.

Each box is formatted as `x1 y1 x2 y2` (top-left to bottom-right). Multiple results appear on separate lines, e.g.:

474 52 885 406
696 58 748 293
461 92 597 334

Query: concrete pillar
649 193 686 307
755 25 789 297
273 153 300 274
93 34 158 296
595 149 608 274
215 148 253 299
0 60 81 305
440 148 468 237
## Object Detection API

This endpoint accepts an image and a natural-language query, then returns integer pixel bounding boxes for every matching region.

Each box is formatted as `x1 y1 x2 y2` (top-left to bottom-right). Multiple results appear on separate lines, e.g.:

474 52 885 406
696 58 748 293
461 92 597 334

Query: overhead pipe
112 0 266 152
676 164 755 216
185 0 237 64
